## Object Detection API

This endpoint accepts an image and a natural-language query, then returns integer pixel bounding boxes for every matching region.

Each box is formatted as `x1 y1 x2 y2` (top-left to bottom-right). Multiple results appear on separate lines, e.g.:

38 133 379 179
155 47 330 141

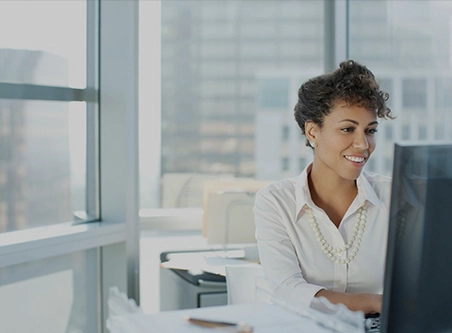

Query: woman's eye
341 127 354 133
367 128 378 134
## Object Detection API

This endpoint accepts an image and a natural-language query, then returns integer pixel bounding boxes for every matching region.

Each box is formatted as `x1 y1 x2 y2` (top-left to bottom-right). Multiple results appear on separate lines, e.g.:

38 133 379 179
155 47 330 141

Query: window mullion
86 0 100 220
324 0 348 72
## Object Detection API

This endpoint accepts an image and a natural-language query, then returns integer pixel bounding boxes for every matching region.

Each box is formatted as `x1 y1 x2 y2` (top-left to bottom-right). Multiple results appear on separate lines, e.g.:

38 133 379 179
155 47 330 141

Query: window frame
0 1 140 332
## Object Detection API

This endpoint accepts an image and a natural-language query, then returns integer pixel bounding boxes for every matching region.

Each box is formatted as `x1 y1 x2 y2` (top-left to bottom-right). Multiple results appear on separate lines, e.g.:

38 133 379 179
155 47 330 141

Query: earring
309 141 317 148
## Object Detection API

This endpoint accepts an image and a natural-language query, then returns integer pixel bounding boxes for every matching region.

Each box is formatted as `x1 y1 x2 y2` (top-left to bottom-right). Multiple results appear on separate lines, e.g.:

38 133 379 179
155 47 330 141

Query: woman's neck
308 164 358 226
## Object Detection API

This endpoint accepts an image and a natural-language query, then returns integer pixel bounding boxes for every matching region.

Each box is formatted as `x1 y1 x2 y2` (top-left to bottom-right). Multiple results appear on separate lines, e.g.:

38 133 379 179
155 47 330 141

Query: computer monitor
381 142 452 333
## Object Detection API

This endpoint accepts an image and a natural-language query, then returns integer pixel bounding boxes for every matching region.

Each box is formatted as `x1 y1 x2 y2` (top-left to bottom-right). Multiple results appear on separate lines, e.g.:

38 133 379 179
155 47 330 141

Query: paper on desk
160 255 206 271
202 257 251 276
126 303 339 333
160 252 251 276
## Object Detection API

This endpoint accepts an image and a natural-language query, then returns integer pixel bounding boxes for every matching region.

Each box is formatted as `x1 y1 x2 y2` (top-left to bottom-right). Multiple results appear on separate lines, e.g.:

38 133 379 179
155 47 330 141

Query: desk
159 248 258 311
107 302 359 333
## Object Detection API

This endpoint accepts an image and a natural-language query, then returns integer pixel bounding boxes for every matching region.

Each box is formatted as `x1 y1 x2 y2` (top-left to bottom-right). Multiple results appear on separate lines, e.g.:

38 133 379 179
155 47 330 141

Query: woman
254 60 394 314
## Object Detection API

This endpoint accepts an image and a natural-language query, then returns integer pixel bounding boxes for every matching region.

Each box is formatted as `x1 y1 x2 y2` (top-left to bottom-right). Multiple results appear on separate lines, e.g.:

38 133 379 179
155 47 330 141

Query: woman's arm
315 289 382 314
254 188 326 308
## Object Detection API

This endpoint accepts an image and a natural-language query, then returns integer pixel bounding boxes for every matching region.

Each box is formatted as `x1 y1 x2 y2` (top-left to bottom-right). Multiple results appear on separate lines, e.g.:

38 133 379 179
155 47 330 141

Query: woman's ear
305 121 318 143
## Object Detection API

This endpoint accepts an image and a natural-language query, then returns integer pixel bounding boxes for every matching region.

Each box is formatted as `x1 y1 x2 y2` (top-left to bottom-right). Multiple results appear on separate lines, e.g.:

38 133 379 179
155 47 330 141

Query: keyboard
364 313 380 333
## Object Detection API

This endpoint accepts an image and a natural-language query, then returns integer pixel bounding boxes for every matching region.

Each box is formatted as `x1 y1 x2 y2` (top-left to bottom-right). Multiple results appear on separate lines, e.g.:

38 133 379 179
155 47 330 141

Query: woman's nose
353 133 369 149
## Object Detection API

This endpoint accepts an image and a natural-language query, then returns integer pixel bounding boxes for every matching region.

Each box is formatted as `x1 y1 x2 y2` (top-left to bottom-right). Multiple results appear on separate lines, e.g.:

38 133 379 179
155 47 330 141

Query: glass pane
0 1 86 88
150 0 324 208
0 249 98 333
0 100 87 233
349 0 452 176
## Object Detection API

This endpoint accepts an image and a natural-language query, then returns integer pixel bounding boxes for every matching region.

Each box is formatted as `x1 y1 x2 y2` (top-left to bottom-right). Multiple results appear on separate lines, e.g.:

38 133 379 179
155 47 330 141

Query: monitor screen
381 142 452 333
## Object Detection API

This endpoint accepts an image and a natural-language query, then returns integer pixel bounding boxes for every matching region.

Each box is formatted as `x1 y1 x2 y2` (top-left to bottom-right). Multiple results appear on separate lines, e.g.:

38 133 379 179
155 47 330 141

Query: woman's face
307 101 379 181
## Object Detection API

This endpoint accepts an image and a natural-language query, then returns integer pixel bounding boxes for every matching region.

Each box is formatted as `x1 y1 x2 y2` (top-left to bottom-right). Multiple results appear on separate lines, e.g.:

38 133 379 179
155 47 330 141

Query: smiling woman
254 60 394 315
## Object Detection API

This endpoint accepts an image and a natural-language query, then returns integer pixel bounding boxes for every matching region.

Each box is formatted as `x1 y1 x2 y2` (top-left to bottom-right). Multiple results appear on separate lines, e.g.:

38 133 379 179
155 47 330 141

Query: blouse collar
295 163 383 218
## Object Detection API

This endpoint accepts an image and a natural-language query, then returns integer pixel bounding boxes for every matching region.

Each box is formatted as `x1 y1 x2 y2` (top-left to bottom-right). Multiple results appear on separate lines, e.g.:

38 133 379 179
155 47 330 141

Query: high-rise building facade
161 0 324 180
158 0 452 206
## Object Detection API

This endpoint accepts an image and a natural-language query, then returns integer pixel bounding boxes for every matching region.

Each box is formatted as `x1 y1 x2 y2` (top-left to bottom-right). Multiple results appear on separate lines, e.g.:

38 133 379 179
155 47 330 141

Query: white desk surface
160 249 258 276
110 303 341 333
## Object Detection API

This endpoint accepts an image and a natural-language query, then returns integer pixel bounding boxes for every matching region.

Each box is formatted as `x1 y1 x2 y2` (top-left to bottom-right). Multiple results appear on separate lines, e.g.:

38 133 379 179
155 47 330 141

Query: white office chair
225 263 272 305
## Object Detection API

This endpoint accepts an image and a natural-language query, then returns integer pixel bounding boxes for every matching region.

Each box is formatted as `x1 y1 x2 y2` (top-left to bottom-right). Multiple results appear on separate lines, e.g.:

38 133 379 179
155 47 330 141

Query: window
0 100 88 232
141 0 325 212
385 124 393 140
282 157 289 171
0 249 98 332
0 1 140 330
402 78 427 109
258 79 290 109
299 157 307 172
282 125 290 142
0 0 97 232
402 124 411 141
435 78 452 108
349 0 452 176
419 125 428 140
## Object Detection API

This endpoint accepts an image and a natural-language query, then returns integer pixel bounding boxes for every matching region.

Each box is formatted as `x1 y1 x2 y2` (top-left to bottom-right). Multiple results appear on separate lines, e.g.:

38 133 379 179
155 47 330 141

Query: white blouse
254 164 392 308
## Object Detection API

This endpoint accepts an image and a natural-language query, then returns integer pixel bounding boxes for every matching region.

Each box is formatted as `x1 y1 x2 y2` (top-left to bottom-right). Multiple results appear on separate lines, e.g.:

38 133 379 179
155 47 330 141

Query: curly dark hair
294 60 394 147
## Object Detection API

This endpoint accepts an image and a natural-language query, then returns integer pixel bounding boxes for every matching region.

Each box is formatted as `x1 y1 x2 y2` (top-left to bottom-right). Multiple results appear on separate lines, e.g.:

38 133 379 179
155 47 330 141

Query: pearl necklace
304 204 367 264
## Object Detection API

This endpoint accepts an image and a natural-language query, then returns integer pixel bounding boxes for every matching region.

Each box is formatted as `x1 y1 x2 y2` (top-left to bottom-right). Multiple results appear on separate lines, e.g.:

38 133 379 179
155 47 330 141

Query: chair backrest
225 264 271 305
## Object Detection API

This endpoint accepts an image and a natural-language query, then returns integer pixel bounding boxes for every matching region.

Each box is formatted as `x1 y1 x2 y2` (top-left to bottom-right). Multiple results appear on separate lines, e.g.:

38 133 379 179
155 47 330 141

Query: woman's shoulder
362 171 392 184
257 177 297 198
361 171 392 198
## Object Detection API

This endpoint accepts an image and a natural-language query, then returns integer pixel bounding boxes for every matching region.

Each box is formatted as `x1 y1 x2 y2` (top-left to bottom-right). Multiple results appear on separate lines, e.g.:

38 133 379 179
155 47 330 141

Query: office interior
1 0 452 332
